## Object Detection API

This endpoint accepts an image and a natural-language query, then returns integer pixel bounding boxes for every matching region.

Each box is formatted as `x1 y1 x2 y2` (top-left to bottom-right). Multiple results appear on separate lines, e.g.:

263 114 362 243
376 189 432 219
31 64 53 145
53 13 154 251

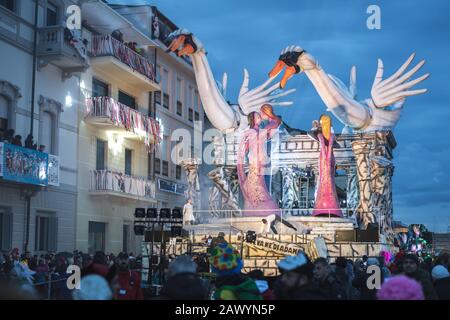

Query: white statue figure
268 46 429 132
166 29 295 133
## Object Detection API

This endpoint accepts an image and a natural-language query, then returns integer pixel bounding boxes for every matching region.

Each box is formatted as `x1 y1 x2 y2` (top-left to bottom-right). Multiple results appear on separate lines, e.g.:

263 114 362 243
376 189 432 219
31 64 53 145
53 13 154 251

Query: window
162 160 169 177
175 165 182 180
125 148 132 175
119 90 136 109
194 90 199 110
195 111 200 121
188 108 193 122
0 95 8 138
163 93 169 109
154 157 161 175
46 2 58 26
154 91 161 107
123 224 130 253
92 78 108 97
0 0 15 12
148 92 155 118
176 78 182 116
0 209 12 251
96 139 106 170
160 68 169 109
147 154 153 178
38 95 62 155
88 222 106 255
176 101 182 116
40 111 53 152
35 213 58 252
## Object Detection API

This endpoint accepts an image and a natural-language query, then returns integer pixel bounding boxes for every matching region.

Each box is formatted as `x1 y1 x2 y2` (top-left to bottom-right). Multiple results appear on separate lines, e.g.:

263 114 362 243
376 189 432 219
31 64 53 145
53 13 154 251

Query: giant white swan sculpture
166 29 295 133
268 46 429 132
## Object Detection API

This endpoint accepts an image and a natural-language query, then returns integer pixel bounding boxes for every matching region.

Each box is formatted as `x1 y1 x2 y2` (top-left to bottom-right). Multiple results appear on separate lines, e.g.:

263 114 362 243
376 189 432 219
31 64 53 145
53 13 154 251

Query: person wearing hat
110 252 143 300
209 243 262 300
431 264 450 300
72 275 112 300
274 252 326 300
157 255 208 300
402 253 437 300
376 275 425 300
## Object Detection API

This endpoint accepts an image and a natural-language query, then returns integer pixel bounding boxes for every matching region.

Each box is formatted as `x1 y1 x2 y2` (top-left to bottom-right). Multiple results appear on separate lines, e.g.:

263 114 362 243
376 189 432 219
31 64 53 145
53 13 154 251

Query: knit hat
168 255 197 278
431 265 450 280
367 258 380 266
72 275 112 300
377 275 424 300
209 243 243 276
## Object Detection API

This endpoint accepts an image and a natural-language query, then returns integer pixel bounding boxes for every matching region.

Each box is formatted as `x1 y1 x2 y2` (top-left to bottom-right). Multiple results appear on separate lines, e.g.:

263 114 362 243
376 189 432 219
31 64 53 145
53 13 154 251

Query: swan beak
167 35 185 52
280 66 298 89
178 44 195 56
268 60 286 78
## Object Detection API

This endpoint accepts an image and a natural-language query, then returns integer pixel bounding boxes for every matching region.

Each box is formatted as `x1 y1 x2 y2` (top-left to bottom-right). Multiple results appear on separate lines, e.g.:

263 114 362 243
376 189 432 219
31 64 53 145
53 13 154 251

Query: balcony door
92 78 109 98
88 221 106 255
125 148 132 175
119 90 136 109
96 139 107 170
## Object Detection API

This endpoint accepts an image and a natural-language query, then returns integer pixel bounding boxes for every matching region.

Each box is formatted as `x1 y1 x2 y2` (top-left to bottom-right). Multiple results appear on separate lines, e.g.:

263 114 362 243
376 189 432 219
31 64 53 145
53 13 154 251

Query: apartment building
110 4 205 212
75 1 161 254
0 0 85 252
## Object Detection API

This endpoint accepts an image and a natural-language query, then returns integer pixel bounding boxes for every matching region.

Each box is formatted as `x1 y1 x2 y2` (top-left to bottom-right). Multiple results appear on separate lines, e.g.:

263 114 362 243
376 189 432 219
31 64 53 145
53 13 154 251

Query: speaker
171 226 183 237
134 225 146 236
356 224 379 242
172 208 182 220
335 230 356 242
135 208 146 218
147 208 157 219
160 208 171 219
145 230 171 242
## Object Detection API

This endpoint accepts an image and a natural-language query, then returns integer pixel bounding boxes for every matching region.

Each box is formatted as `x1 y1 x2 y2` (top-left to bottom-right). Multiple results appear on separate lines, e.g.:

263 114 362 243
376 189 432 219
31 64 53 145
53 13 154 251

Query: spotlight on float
133 224 146 236
135 208 146 219
246 230 257 243
146 208 157 220
160 208 171 220
171 208 182 221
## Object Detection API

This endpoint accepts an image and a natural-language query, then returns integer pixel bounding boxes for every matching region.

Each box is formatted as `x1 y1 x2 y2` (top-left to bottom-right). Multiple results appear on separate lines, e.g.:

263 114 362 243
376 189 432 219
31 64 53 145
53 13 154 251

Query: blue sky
107 0 450 232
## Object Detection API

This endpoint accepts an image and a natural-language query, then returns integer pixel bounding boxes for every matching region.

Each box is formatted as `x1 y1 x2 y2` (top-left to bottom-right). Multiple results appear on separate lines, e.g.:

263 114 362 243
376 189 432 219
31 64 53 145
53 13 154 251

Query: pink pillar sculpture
313 132 343 217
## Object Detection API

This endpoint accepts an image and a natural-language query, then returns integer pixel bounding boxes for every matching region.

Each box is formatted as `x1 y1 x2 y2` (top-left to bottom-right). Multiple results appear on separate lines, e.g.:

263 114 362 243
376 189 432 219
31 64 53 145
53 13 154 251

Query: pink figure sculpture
237 105 281 217
313 125 343 217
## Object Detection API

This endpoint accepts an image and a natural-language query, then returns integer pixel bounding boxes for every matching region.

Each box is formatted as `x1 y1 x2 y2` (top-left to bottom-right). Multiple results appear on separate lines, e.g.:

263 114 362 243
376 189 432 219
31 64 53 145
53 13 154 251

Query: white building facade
0 0 84 253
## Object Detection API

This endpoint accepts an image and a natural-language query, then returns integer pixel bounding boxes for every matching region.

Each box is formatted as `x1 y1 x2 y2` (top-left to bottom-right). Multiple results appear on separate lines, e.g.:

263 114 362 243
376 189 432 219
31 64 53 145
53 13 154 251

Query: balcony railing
91 169 156 200
36 26 88 78
0 142 59 187
85 96 161 149
90 35 156 83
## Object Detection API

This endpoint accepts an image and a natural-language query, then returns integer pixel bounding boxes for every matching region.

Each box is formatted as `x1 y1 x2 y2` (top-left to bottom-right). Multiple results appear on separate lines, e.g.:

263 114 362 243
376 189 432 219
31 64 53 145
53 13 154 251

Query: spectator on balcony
111 29 124 43
25 134 37 150
12 135 22 147
38 145 46 153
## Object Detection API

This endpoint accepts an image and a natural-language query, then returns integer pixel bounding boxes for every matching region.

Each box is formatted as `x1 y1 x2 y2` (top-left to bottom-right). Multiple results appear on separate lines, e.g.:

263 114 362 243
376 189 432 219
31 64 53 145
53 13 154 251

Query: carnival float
143 28 430 277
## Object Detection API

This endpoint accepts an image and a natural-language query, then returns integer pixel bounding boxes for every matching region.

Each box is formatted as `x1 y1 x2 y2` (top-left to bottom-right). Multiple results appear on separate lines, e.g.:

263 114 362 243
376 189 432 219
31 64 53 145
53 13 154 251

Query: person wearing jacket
431 265 450 300
209 243 262 300
402 254 438 300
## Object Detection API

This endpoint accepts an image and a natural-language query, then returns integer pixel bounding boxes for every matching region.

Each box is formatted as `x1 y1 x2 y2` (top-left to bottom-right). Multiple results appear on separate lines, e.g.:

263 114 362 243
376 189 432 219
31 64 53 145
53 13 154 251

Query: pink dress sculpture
237 108 281 217
313 131 343 217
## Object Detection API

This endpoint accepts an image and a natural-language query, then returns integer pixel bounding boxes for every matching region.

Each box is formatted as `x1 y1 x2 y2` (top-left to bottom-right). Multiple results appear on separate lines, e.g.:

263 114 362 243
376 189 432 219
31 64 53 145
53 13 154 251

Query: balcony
90 169 156 202
89 35 159 91
85 96 161 149
0 142 59 187
37 26 89 80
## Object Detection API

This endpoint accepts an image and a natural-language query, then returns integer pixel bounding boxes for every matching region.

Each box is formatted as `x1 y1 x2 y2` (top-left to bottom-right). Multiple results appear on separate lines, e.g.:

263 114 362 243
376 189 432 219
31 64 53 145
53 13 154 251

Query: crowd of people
1 241 449 300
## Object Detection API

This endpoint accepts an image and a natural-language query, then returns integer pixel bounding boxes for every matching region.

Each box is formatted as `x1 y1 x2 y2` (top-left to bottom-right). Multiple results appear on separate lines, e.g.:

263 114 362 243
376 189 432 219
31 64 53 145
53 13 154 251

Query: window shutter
1 211 12 251
48 216 58 252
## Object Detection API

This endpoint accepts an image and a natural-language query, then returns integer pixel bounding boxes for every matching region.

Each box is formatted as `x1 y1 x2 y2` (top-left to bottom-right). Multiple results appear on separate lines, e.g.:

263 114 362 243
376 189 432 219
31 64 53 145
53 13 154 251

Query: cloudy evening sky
107 0 450 232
